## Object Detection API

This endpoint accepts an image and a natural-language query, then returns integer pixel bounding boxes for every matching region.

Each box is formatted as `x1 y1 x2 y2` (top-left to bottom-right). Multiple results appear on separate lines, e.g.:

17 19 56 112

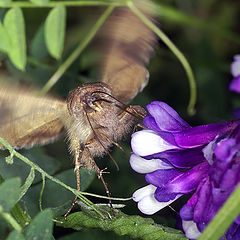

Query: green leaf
3 7 26 70
0 178 21 212
0 21 10 53
58 210 186 240
7 230 26 240
30 0 49 5
26 209 53 240
44 5 66 59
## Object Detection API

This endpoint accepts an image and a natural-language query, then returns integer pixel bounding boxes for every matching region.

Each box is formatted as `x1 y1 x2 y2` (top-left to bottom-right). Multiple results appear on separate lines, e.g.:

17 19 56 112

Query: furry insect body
65 82 145 170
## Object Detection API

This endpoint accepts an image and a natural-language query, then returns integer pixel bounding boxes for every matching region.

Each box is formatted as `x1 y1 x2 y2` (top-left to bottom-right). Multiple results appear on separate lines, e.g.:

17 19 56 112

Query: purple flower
229 55 240 93
130 101 240 239
180 128 240 239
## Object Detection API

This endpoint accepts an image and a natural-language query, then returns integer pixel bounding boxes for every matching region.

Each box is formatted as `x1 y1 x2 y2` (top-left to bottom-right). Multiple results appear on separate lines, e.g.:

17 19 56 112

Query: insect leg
64 139 84 219
85 148 115 216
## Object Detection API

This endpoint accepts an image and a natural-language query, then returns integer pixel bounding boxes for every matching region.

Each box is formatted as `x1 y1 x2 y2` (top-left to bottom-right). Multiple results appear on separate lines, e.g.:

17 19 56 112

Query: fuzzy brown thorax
65 82 145 169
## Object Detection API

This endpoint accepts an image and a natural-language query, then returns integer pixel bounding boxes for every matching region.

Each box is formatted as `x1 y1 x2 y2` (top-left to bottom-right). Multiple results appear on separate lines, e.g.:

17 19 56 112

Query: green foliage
44 6 66 59
3 7 26 70
0 178 21 212
7 231 25 240
59 208 186 240
0 21 10 53
26 210 53 240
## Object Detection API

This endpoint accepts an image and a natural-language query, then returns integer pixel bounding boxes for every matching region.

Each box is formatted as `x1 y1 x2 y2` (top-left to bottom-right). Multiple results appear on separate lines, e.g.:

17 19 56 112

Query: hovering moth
0 2 155 215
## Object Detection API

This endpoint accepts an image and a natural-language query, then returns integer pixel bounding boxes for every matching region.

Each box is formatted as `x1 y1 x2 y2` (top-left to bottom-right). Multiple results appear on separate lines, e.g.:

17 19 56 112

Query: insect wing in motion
0 83 67 149
101 3 155 103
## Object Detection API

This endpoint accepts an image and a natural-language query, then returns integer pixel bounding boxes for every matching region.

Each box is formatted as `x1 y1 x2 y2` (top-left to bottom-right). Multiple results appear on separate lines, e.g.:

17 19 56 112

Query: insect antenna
92 97 144 121
91 91 146 119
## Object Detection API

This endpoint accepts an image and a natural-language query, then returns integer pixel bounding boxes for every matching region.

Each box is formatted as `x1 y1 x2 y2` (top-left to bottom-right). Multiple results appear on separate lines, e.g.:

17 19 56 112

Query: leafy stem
0 137 132 219
40 4 115 95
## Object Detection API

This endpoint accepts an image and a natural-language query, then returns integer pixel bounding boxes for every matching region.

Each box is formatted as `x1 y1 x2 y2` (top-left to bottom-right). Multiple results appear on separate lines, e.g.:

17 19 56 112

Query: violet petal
225 223 240 239
145 169 181 187
145 101 190 132
168 162 209 193
229 76 240 93
180 204 194 221
193 180 211 223
144 147 205 168
214 138 237 161
154 187 179 202
143 115 161 132
174 121 240 148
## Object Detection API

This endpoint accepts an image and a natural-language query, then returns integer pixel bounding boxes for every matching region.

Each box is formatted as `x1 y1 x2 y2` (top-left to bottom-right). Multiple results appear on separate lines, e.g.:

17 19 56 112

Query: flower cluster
130 101 240 239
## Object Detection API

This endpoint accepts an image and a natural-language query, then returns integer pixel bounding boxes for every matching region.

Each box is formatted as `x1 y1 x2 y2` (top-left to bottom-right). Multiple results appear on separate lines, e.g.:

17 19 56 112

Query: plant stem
127 1 197 115
39 173 45 211
40 4 114 95
0 0 125 8
0 137 132 218
0 211 22 232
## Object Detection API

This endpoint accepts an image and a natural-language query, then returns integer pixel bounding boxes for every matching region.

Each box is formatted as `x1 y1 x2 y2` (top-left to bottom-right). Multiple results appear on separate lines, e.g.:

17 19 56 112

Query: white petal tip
182 220 201 239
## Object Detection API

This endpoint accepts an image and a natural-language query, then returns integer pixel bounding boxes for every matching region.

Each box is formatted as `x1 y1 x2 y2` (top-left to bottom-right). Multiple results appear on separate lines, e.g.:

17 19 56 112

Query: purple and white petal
132 184 157 202
182 220 201 239
130 154 173 174
231 55 240 77
138 192 181 215
130 99 240 236
202 139 215 165
145 147 205 169
131 129 178 156
154 187 181 202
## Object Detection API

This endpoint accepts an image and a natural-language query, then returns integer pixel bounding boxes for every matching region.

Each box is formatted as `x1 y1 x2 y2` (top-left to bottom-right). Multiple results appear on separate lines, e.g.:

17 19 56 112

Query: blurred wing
0 86 67 149
101 2 155 103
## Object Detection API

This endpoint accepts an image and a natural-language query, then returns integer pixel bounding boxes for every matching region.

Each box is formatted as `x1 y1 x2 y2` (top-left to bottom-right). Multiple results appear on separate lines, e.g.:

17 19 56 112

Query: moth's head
66 82 115 118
